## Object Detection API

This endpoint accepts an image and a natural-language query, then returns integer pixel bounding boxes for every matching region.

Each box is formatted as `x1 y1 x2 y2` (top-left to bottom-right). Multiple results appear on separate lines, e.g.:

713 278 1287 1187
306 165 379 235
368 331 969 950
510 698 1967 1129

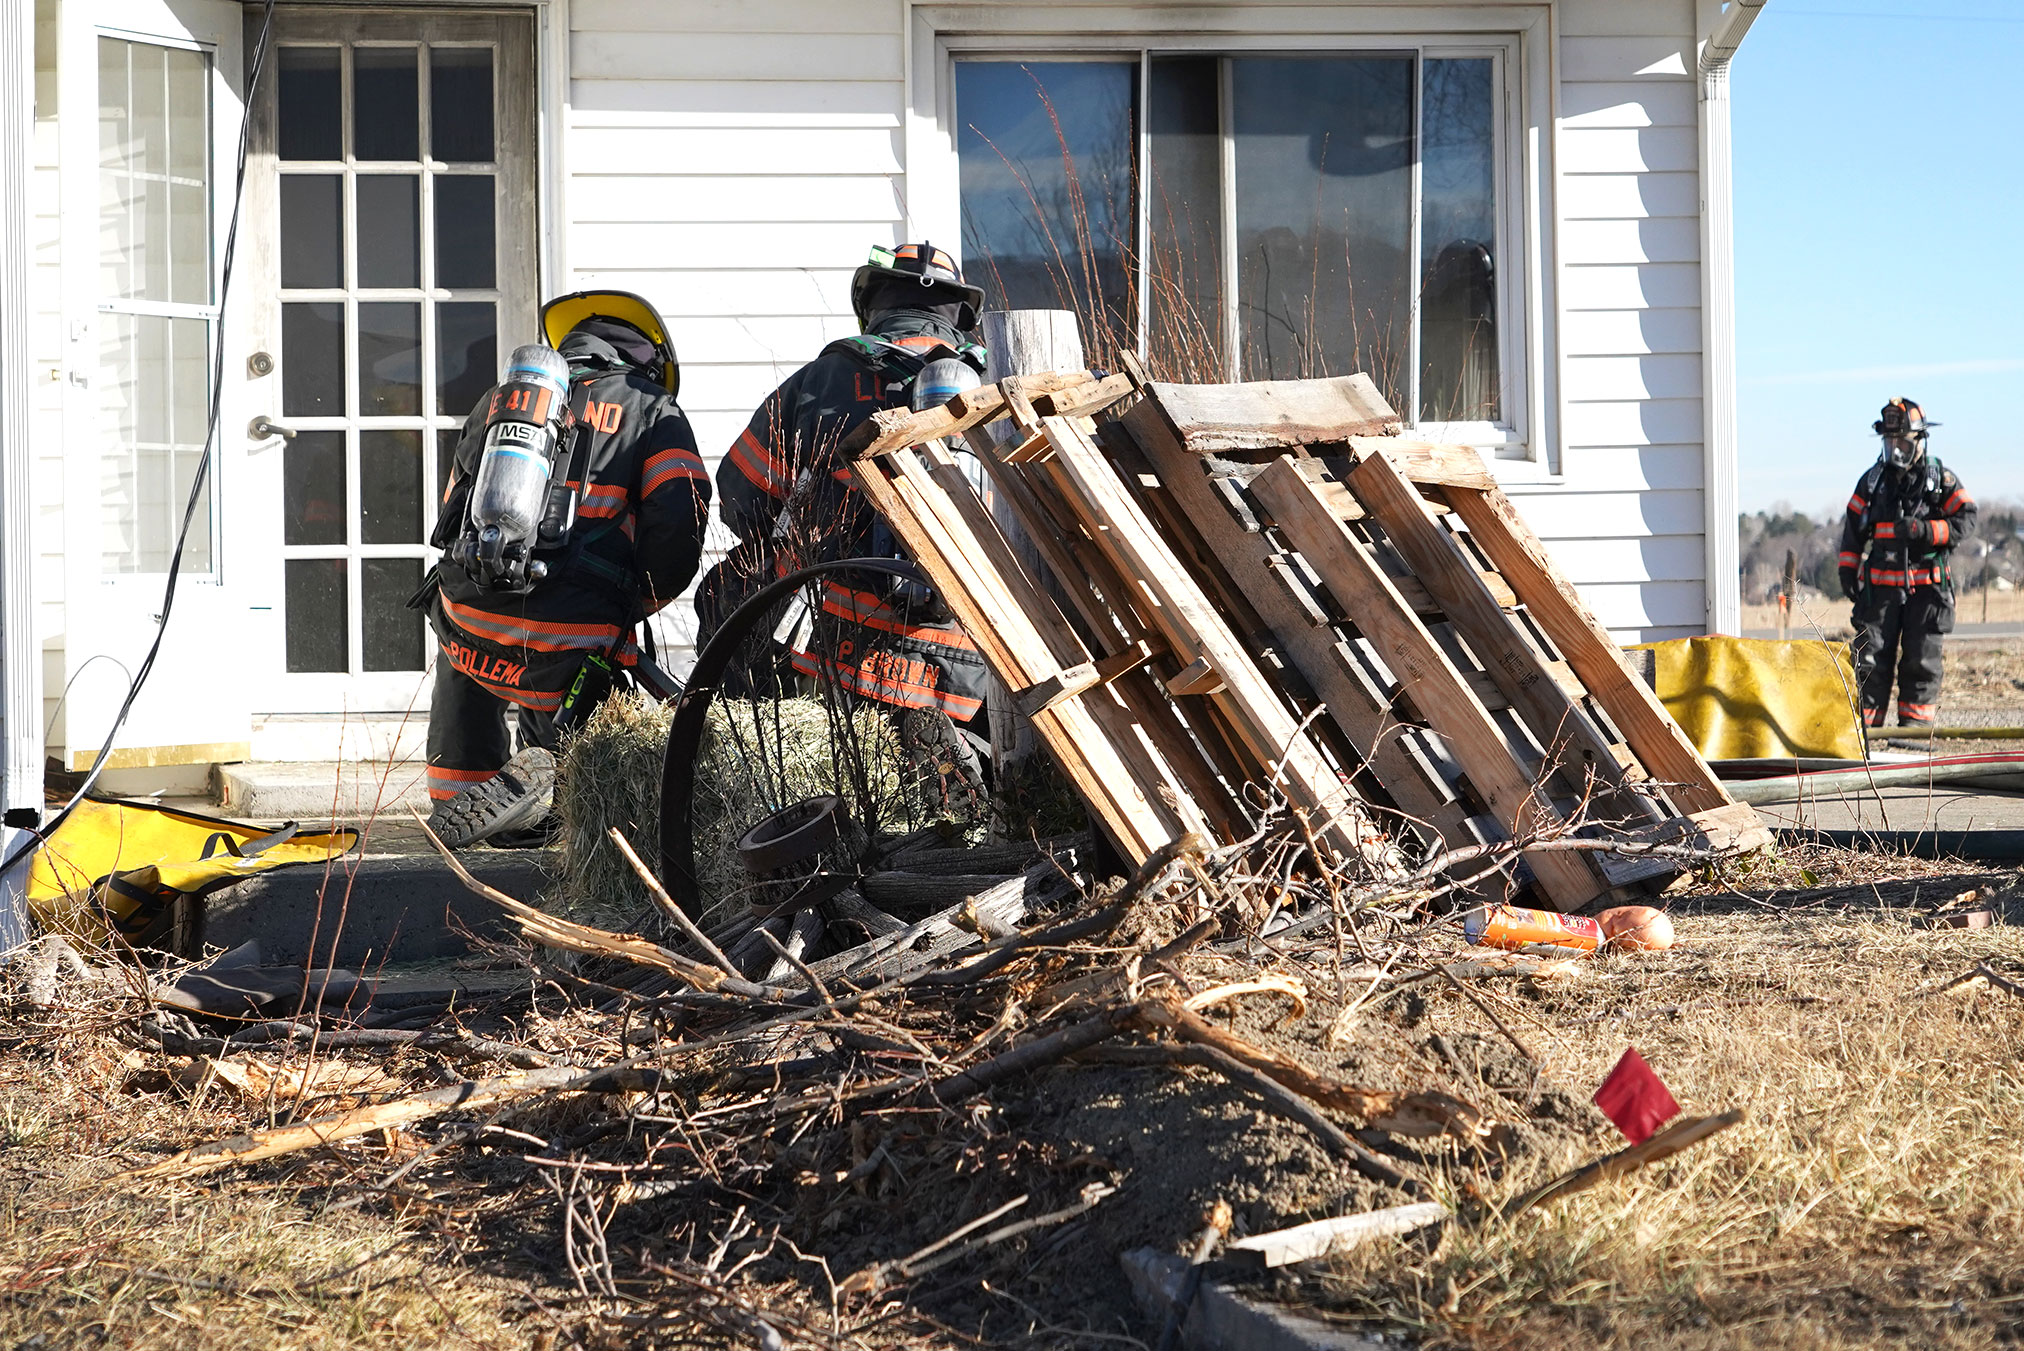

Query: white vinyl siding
1506 0 1706 642
555 0 1711 648
565 0 905 645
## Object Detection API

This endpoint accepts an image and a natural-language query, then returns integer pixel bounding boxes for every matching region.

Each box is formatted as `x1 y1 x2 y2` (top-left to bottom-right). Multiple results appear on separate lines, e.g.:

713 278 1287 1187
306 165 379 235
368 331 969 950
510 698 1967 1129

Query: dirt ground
5 843 2024 1350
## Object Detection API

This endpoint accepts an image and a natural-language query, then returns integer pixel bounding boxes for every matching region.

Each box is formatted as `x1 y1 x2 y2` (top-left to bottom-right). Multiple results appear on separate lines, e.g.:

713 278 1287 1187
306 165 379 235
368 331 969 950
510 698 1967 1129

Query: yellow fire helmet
539 289 679 398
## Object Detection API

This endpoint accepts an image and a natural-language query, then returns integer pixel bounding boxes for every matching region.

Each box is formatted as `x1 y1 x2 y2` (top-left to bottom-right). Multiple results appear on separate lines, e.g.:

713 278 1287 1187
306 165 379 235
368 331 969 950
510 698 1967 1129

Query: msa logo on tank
451 343 586 593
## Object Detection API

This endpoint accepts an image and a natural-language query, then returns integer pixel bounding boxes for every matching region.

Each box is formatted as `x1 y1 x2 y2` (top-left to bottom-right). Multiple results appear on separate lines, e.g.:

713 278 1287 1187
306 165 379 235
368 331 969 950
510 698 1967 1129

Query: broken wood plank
1014 662 1098 718
1144 375 1403 452
1223 1202 1453 1269
1444 483 1738 817
1502 1110 1745 1218
1033 371 1136 421
1164 657 1227 697
1249 460 1604 911
1599 799 1772 857
846 370 1090 459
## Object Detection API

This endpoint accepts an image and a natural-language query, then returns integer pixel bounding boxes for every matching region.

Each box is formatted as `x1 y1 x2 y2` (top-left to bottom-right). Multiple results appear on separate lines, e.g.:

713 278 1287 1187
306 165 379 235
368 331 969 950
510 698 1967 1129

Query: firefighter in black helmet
1837 398 1977 728
422 290 711 847
695 243 993 794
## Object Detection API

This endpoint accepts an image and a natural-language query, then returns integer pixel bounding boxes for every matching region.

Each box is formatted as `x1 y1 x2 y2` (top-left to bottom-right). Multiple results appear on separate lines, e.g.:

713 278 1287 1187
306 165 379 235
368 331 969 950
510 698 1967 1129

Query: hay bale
553 689 930 930
550 688 672 932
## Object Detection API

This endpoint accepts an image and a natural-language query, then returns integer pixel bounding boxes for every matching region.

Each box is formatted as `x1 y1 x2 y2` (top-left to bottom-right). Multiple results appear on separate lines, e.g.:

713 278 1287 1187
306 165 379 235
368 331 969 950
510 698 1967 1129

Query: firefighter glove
1839 566 1860 602
1896 517 1933 544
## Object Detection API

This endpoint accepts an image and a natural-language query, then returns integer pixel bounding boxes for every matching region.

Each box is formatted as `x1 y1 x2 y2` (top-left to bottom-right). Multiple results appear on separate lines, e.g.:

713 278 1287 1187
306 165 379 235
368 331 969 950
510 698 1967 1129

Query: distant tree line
1738 502 2023 602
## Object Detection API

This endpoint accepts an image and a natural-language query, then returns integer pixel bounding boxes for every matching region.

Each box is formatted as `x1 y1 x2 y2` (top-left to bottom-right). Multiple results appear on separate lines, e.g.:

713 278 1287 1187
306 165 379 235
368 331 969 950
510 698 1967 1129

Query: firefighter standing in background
693 244 993 796
1837 398 1976 728
423 291 711 848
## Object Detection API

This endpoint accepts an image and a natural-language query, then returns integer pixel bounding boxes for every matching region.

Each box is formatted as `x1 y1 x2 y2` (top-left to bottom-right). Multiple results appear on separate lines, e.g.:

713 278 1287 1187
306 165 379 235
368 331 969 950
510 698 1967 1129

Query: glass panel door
57 0 250 769
248 10 536 712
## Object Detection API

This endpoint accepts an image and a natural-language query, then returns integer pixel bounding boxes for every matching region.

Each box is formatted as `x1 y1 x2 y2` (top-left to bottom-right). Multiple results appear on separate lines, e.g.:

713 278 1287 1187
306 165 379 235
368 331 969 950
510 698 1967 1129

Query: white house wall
565 0 907 647
561 0 1716 649
1525 0 1707 641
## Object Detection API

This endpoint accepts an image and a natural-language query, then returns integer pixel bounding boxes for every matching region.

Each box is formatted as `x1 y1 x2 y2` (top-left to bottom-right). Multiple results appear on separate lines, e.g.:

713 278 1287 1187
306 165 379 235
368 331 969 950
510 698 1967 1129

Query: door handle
249 416 297 442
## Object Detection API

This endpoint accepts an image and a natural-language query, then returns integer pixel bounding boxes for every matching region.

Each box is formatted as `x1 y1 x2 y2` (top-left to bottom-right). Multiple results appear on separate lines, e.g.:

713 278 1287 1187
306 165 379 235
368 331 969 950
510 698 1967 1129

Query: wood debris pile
110 795 1755 1345
95 369 1782 1344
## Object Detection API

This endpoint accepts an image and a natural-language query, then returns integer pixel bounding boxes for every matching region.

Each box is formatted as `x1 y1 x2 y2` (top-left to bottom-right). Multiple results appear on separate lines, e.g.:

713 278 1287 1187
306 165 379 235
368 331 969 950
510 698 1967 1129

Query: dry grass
0 1006 540 1350
6 846 2024 1349
1303 850 2024 1350
1742 587 2024 637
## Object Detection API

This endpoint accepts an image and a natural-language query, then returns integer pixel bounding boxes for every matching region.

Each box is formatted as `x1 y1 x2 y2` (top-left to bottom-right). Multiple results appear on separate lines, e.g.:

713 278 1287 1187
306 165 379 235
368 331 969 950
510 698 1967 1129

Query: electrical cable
2 0 279 878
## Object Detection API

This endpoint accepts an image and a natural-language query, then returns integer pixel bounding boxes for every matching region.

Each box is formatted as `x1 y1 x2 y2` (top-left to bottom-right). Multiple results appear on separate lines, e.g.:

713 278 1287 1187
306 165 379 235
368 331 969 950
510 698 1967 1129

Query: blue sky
1733 1 2024 515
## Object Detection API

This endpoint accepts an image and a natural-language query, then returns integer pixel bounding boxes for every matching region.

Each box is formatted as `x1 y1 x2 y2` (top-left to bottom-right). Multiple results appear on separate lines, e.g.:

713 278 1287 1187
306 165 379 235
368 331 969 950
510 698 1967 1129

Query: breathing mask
1874 397 1935 473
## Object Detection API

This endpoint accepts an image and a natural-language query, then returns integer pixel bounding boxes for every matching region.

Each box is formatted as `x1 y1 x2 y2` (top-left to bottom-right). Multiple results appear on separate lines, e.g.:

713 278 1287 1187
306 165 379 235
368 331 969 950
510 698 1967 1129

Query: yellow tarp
1628 635 1863 762
28 797 359 948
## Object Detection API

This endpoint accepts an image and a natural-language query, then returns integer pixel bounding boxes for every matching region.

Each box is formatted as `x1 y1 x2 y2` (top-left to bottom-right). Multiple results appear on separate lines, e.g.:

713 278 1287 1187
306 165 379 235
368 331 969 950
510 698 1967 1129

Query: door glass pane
956 60 1137 364
278 47 341 160
99 38 211 305
1232 56 1413 396
1148 57 1224 380
99 313 212 573
353 47 419 161
360 430 423 543
98 39 215 576
280 174 342 288
433 175 495 288
1420 57 1500 423
356 174 420 287
283 431 347 546
285 560 349 672
437 301 496 415
358 301 421 414
167 48 210 304
282 301 346 415
362 559 425 670
430 48 494 163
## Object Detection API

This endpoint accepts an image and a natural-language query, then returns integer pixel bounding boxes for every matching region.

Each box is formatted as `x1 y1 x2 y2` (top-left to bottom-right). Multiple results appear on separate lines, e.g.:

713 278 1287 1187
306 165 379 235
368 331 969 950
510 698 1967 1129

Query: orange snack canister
1464 904 1604 958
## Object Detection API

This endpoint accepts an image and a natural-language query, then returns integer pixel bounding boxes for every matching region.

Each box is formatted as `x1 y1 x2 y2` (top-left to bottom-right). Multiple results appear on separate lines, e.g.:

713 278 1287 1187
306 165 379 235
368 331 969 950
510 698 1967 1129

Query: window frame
911 5 1558 472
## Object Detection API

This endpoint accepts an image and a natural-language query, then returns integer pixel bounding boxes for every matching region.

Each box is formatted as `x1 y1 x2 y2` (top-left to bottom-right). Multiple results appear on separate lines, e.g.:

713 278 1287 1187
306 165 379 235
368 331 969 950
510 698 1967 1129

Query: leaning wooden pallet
843 374 1398 873
1113 377 1769 910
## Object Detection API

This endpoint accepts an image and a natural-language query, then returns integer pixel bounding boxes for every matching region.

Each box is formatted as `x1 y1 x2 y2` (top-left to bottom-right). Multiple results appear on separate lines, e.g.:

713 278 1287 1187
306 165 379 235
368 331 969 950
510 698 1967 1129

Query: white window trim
904 2 1559 476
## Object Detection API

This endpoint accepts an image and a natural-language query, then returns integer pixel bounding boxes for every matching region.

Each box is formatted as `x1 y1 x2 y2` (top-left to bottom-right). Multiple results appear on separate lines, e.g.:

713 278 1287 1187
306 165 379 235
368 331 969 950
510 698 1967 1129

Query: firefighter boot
428 746 558 850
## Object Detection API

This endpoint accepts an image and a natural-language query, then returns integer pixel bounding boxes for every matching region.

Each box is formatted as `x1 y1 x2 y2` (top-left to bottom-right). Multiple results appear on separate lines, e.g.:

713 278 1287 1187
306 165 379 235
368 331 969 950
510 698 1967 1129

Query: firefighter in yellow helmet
420 291 710 847
1836 398 1976 728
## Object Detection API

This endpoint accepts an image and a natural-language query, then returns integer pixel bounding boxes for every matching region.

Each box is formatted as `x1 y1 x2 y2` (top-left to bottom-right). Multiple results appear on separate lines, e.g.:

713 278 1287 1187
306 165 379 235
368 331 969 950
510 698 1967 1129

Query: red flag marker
1593 1047 1680 1145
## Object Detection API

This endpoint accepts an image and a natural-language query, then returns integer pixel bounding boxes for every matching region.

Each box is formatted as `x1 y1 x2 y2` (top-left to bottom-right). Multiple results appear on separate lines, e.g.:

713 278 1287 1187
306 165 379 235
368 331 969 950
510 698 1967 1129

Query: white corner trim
0 0 41 818
535 0 569 297
1698 3 1743 636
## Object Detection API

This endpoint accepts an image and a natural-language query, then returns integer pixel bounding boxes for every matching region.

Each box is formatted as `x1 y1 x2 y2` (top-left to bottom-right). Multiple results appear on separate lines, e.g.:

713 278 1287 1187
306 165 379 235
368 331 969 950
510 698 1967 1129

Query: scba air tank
910 356 981 412
467 344 572 588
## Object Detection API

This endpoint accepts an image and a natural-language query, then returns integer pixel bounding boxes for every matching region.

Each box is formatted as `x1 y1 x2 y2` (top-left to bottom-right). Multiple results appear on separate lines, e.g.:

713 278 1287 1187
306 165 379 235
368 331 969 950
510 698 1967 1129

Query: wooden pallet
843 375 1398 873
1112 379 1769 910
840 369 1766 907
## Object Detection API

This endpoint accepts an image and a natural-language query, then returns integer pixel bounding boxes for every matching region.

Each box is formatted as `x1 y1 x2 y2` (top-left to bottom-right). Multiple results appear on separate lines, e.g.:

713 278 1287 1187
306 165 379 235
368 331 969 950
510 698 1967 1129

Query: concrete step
197 819 556 966
212 760 432 822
